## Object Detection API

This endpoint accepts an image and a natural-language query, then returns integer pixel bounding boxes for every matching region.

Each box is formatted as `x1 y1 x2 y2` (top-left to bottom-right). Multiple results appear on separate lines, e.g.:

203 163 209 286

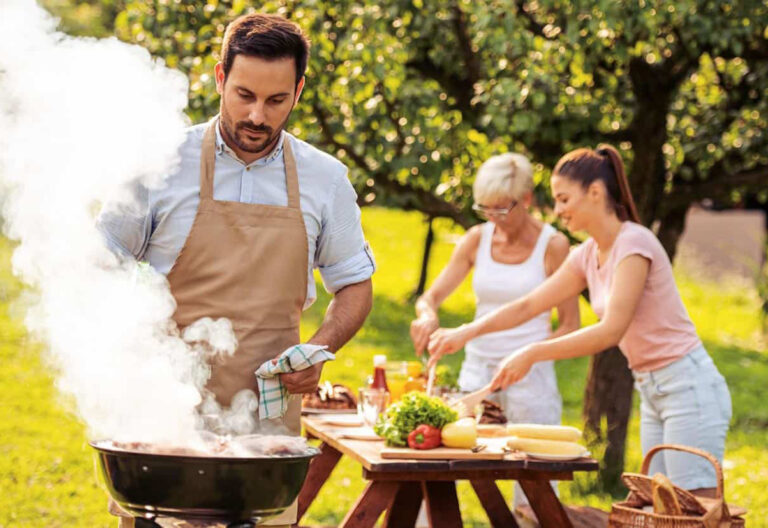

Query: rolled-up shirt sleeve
315 172 375 293
96 183 152 261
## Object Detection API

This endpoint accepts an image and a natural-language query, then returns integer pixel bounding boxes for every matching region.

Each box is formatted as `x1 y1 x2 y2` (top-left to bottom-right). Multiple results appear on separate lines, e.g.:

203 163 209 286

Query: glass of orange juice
400 361 425 393
406 361 423 378
385 361 408 401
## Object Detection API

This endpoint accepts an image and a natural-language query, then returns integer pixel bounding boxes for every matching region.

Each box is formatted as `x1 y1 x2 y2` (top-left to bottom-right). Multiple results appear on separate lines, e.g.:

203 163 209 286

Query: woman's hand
410 315 439 356
427 325 474 369
490 346 535 391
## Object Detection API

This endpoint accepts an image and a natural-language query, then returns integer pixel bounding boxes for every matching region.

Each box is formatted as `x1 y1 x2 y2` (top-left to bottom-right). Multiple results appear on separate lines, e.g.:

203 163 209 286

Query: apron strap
199 120 217 201
283 137 301 210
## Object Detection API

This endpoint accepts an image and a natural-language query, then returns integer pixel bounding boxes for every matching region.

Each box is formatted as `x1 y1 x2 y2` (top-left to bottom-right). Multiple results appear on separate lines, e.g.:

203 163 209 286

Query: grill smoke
0 0 244 446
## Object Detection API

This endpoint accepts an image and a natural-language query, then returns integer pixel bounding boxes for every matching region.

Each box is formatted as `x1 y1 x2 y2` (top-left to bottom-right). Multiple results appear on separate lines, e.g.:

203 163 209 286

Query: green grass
1 207 765 526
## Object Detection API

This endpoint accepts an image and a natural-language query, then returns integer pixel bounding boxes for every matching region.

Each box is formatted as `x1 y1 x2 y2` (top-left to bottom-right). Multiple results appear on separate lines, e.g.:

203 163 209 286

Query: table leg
517 478 572 528
295 442 342 523
340 481 400 528
383 481 423 528
421 481 462 528
469 479 519 528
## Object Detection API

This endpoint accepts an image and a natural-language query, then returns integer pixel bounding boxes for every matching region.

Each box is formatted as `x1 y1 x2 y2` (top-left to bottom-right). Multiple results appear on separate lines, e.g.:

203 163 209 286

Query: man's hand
280 362 324 394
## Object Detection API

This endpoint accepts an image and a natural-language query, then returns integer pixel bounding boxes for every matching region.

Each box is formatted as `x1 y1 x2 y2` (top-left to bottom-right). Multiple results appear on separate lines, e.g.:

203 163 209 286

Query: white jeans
459 354 562 507
633 345 731 490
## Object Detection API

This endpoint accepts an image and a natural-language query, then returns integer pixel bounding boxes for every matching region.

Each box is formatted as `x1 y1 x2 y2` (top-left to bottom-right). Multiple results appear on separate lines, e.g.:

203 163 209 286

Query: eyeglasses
472 200 519 217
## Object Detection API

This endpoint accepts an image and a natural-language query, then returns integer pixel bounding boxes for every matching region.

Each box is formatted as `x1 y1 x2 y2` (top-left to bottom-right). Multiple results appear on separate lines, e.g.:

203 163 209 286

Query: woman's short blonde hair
473 153 534 205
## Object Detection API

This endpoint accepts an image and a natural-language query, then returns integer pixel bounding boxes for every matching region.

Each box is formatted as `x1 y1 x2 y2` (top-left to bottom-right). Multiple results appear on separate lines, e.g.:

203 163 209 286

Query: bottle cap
373 354 387 367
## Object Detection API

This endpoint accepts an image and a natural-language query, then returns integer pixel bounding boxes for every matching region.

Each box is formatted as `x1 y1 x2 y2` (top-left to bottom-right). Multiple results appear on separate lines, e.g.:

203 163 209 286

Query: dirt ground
676 206 766 282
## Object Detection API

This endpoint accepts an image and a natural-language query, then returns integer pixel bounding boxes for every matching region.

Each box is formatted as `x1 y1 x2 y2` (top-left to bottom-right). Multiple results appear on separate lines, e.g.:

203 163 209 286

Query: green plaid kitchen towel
255 344 335 420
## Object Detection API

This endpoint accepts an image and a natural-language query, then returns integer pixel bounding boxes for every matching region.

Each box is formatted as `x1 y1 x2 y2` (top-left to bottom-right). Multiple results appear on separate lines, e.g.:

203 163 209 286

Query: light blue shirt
97 120 375 309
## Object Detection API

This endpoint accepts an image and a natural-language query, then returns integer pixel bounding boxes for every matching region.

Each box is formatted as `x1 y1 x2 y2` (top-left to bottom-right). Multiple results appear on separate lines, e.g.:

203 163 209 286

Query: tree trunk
656 201 692 262
412 217 435 299
582 346 634 491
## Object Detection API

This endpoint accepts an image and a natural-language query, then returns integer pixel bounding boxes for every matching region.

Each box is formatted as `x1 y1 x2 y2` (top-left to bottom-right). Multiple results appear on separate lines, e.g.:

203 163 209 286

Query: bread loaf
506 423 582 443
651 473 682 515
507 436 586 456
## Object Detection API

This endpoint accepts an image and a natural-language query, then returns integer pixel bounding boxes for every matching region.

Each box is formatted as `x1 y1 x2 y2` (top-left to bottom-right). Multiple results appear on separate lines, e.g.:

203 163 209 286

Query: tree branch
669 163 768 204
450 1 482 86
513 0 561 40
405 2 485 123
375 82 406 156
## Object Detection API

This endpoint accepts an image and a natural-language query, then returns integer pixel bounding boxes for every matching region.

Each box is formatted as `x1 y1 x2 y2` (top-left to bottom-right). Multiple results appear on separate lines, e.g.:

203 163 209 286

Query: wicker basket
608 444 743 528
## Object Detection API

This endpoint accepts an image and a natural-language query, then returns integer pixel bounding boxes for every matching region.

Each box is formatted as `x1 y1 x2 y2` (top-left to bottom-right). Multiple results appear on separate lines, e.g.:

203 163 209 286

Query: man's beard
220 98 292 155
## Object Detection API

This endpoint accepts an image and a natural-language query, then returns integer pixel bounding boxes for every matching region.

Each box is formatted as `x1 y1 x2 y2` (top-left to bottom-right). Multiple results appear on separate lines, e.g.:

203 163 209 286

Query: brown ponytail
552 144 641 223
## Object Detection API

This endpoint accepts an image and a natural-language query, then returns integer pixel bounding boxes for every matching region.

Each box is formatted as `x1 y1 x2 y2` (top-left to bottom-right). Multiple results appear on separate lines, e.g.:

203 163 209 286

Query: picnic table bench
296 415 600 528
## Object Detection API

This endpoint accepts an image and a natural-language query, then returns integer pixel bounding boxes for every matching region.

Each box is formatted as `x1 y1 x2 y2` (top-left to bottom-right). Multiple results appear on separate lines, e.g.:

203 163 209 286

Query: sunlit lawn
1 207 765 527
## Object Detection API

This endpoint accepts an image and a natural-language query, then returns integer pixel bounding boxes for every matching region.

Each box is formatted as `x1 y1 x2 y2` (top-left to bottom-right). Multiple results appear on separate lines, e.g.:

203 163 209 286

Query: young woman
427 145 731 496
411 152 580 511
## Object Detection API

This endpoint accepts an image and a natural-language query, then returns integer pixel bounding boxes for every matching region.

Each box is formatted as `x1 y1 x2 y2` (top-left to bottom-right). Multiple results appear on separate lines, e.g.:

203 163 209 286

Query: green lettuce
373 391 458 447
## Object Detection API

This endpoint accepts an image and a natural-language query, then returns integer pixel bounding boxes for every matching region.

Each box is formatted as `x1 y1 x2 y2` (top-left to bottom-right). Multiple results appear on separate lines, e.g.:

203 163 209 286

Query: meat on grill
302 382 357 410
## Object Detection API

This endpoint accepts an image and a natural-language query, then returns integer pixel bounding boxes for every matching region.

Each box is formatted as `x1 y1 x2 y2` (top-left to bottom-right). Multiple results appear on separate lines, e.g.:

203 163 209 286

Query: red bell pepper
407 424 441 450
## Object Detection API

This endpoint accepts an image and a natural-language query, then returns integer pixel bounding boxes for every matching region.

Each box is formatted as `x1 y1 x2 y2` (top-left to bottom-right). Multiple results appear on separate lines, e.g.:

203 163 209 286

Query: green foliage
43 0 768 251
373 391 458 446
41 0 120 37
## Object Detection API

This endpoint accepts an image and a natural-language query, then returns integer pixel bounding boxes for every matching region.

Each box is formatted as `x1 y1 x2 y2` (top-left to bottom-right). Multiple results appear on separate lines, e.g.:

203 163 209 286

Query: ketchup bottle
370 354 389 392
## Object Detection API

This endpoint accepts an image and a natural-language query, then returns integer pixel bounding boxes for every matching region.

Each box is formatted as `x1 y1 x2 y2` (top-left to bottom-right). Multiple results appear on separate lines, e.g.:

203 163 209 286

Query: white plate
317 414 364 427
301 407 357 414
525 450 590 461
336 426 382 441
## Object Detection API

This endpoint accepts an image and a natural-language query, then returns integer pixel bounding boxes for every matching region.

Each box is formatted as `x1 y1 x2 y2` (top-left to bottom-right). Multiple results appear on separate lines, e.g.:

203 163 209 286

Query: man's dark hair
221 13 310 86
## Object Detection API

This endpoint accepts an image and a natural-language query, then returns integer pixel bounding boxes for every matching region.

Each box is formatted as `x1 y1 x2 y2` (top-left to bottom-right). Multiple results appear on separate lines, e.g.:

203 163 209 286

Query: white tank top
465 222 557 360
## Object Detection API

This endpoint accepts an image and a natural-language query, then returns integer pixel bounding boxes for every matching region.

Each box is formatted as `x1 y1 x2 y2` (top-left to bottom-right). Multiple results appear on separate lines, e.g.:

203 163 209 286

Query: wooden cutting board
380 444 505 460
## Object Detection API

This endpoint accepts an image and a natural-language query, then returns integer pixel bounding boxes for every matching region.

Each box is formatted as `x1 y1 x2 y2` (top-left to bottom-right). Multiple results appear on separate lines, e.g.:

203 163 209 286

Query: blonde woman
410 153 580 513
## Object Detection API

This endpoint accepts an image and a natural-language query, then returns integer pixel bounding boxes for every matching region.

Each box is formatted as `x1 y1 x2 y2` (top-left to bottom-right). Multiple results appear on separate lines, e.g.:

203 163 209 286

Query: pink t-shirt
565 222 702 372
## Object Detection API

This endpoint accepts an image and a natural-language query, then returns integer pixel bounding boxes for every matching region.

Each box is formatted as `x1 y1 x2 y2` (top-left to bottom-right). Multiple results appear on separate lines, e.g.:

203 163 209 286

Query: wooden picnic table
296 415 599 528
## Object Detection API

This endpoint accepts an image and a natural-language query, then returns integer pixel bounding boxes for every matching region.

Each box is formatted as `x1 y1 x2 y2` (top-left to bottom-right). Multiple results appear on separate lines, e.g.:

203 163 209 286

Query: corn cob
507 436 586 456
505 423 582 443
477 424 508 438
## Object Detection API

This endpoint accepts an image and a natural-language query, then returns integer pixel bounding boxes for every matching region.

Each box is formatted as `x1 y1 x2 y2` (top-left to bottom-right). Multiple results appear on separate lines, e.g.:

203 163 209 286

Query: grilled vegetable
407 424 442 450
441 418 477 449
507 436 586 456
505 424 582 443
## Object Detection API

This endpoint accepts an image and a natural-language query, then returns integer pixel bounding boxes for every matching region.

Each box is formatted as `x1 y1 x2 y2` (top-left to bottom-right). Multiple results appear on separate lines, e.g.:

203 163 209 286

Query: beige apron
113 120 307 527
167 120 307 415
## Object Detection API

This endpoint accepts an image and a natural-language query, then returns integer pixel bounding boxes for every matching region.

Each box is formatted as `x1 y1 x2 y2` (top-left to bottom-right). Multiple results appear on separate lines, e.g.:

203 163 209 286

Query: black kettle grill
91 440 319 527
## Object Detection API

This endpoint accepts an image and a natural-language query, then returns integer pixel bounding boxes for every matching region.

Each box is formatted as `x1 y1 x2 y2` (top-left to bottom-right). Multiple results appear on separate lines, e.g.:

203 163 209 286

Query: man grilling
98 13 374 526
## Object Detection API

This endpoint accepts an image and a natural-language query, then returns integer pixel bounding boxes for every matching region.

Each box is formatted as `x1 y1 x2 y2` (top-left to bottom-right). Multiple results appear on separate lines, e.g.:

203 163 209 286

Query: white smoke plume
0 0 240 445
